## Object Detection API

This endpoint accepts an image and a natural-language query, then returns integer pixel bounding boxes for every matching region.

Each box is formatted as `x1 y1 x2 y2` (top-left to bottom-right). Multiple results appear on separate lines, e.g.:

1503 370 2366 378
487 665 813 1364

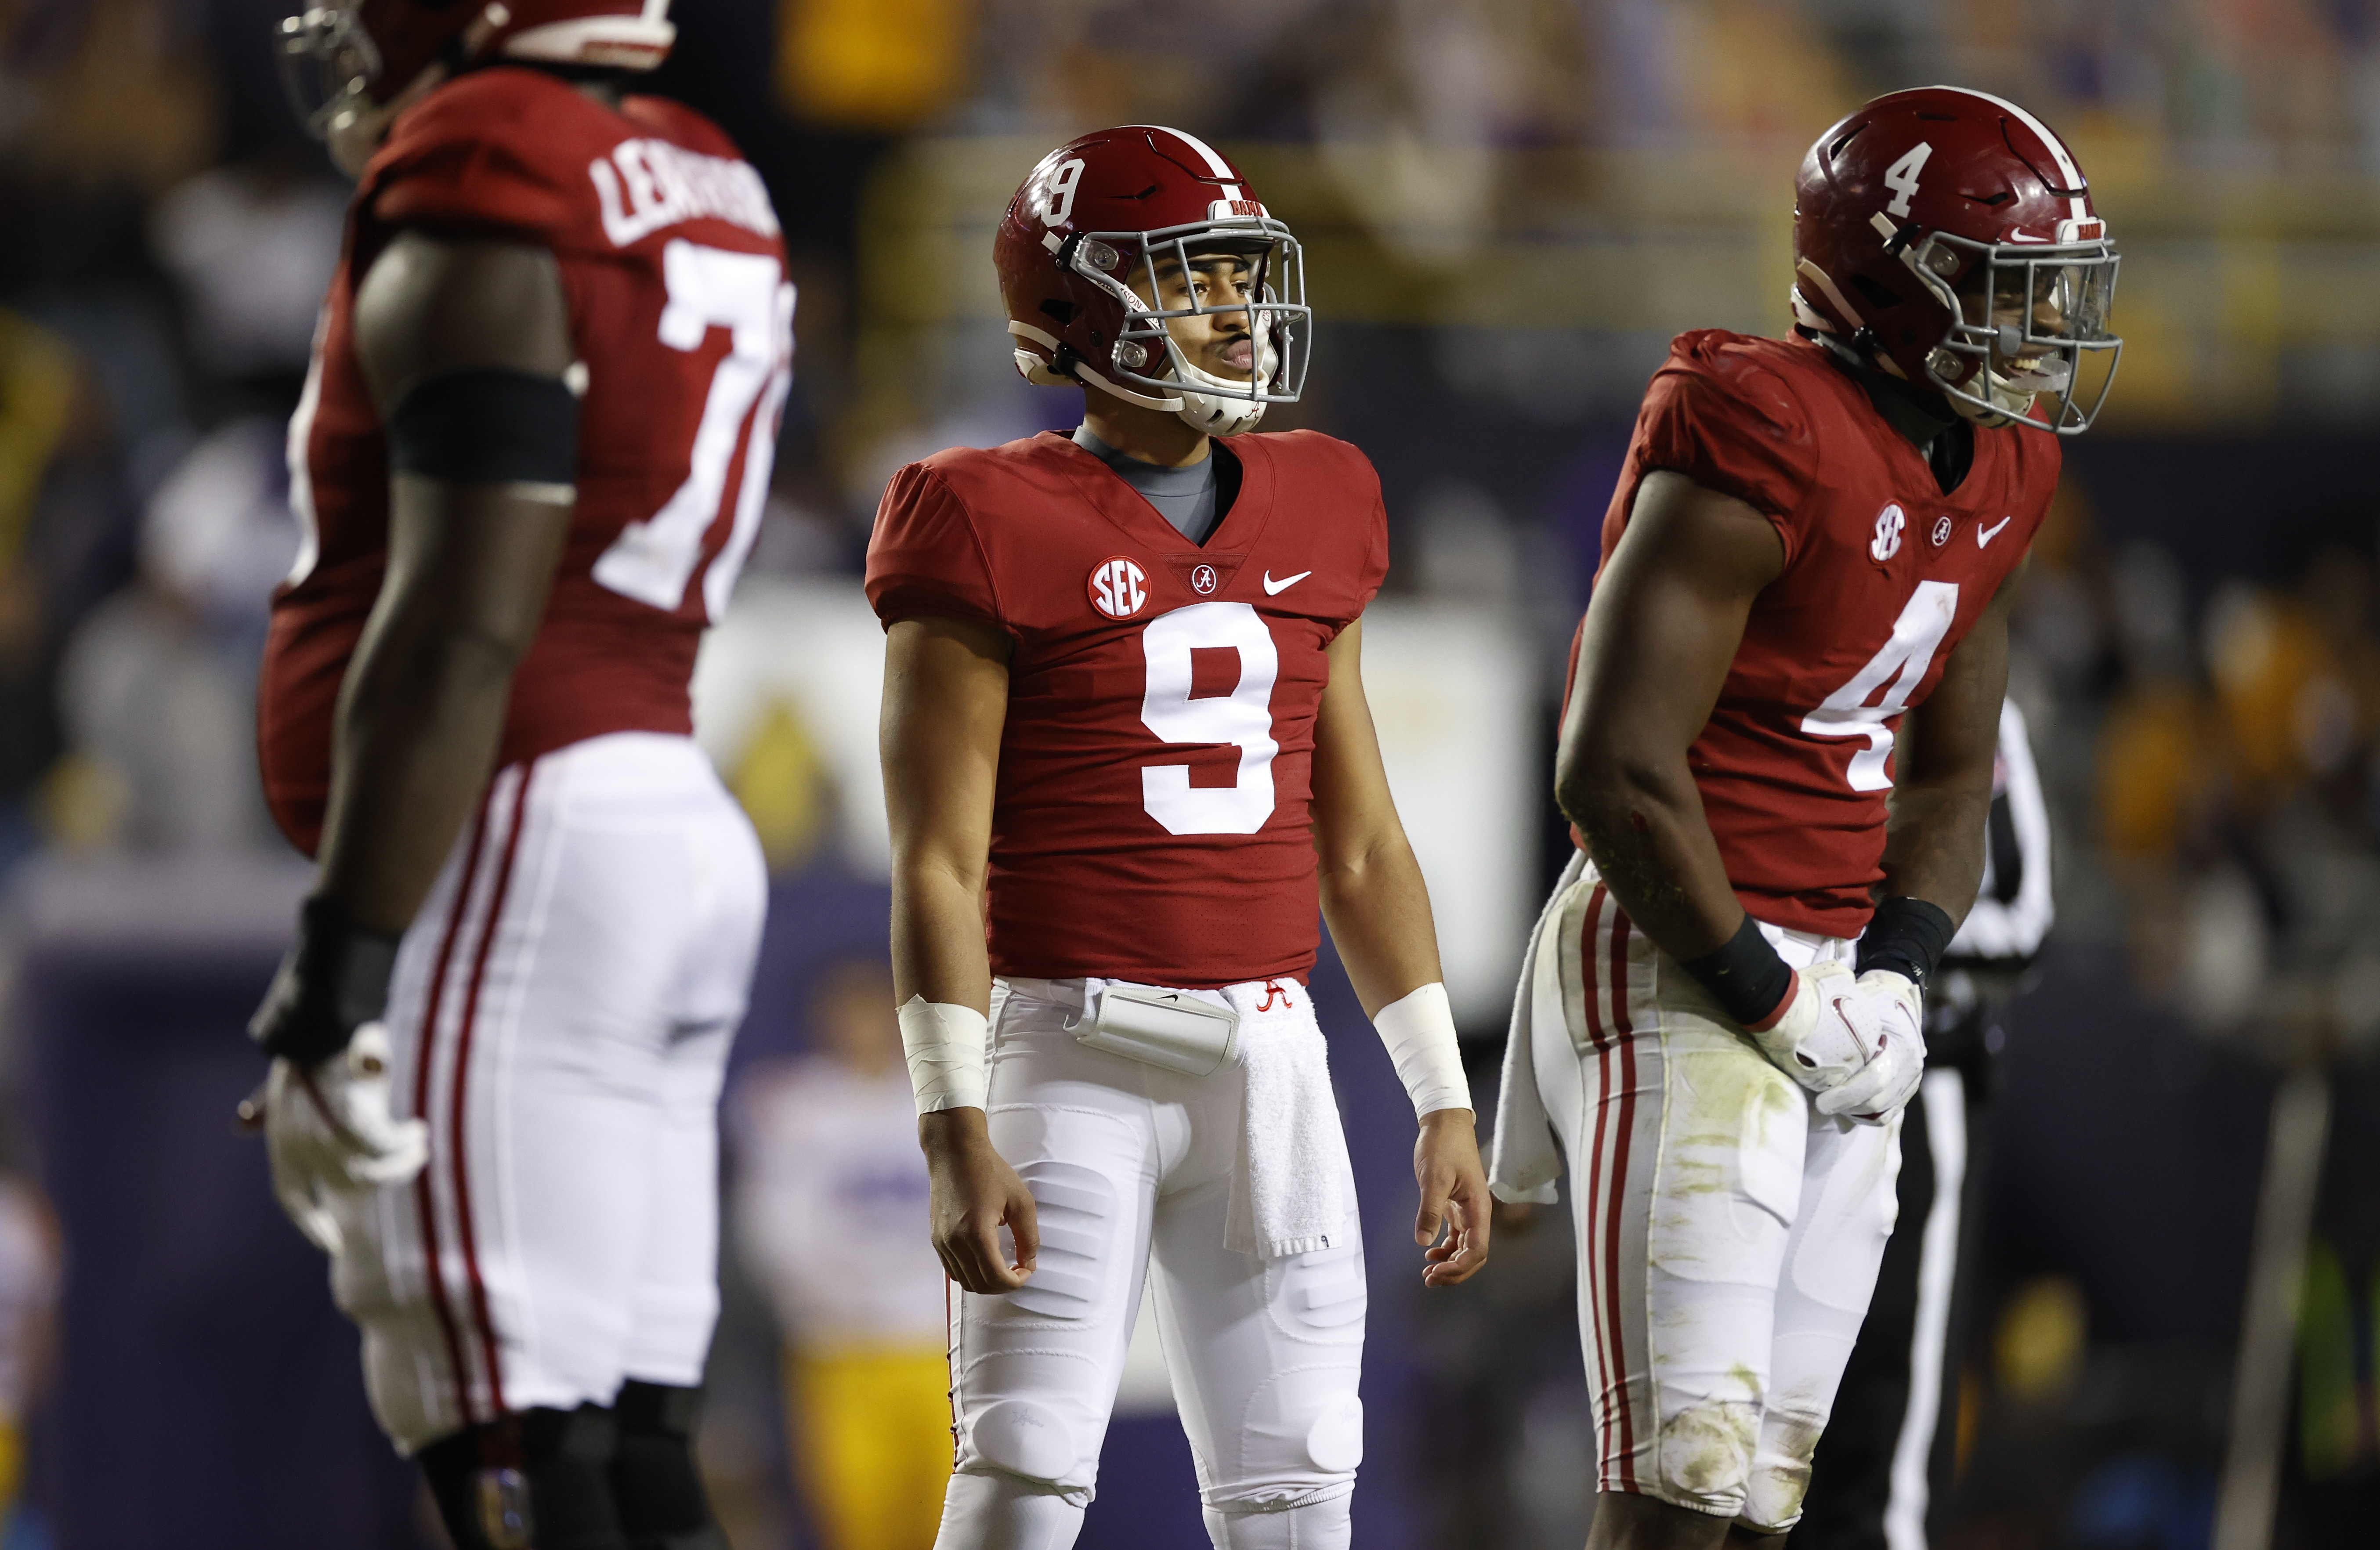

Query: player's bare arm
1555 469 1785 961
1877 571 2018 924
315 234 576 935
250 232 576 1077
881 614 1039 1295
1310 618 1491 1286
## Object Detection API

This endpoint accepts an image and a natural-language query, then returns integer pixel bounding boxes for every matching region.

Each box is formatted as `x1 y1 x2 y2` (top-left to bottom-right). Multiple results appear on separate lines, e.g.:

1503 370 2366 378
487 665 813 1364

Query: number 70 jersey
866 430 1390 989
258 67 791 856
1593 328 2061 939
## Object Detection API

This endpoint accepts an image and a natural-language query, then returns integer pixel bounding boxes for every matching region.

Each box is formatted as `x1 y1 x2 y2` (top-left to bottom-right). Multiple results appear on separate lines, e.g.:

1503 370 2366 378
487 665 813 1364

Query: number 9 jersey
865 430 1389 988
259 65 792 856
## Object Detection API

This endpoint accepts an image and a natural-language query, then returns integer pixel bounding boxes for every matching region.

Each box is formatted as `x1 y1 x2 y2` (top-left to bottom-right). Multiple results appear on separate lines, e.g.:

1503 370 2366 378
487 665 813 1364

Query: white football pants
326 732 767 1453
937 977 1367 1550
1535 866 1901 1532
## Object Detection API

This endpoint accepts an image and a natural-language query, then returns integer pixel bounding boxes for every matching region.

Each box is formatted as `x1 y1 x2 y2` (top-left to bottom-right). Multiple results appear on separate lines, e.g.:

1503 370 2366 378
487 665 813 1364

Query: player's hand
920 1108 1038 1295
1812 970 1924 1124
1413 1108 1491 1287
1747 962 1924 1124
261 1024 431 1256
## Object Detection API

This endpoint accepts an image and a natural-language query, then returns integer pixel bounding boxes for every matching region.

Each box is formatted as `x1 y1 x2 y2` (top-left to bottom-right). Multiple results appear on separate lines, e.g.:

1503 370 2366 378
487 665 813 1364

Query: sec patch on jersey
1087 556 1150 619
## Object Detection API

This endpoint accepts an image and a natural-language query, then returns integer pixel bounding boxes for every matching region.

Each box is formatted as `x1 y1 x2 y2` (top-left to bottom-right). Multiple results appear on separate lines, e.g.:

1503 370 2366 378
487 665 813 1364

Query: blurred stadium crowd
1 1 2379 1548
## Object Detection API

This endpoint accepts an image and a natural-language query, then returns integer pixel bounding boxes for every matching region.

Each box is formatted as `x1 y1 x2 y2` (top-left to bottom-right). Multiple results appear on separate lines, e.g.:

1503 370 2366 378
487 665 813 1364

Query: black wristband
1855 896 1957 991
1678 914 1795 1028
252 896 403 1063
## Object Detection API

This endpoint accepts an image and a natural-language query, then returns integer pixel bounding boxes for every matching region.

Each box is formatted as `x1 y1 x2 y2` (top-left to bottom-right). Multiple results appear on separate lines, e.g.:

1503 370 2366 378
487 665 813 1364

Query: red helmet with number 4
995 126 1308 437
1792 86 2121 434
277 0 676 176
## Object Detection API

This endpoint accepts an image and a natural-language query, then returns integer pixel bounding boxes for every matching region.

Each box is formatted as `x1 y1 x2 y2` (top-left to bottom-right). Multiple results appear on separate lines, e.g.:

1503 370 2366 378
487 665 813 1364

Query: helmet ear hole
1849 274 1905 312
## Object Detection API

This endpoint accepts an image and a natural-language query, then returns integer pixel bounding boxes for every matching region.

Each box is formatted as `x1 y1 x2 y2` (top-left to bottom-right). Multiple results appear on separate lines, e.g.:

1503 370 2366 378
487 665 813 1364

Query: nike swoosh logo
1976 516 2014 548
1262 570 1311 595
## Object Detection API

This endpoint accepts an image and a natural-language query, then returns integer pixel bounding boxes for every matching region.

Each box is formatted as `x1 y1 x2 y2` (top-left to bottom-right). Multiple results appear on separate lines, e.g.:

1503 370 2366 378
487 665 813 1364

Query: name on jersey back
591 137 780 249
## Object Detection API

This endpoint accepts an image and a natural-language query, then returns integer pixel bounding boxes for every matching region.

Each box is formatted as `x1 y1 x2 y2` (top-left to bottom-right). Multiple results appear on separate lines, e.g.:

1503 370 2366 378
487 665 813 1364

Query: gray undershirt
1072 425 1221 545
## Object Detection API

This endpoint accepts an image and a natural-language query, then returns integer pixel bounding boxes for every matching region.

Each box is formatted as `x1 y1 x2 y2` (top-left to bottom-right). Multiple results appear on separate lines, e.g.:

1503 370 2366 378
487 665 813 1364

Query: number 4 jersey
259 66 792 855
1596 328 2060 939
866 430 1390 987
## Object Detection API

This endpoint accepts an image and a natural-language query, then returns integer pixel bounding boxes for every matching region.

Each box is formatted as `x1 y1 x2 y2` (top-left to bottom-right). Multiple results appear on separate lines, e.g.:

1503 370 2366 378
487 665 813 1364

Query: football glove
1746 963 1925 1125
261 1023 429 1256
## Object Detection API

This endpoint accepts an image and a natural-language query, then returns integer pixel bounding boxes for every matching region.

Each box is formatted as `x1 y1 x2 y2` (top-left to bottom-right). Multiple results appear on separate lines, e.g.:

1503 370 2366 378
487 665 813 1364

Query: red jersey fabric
259 66 792 854
1591 329 2060 937
866 430 1390 986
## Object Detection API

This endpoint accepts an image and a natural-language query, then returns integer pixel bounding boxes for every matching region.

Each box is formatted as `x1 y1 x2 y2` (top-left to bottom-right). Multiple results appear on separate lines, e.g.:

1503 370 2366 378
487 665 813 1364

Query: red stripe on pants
1581 885 1635 1485
1605 903 1640 1489
412 791 493 1427
447 763 537 1417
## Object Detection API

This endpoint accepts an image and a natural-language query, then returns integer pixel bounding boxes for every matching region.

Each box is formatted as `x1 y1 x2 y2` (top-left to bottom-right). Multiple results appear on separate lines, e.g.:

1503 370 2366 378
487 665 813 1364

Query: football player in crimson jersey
1488 88 2120 1549
868 126 1491 1549
246 4 787 1547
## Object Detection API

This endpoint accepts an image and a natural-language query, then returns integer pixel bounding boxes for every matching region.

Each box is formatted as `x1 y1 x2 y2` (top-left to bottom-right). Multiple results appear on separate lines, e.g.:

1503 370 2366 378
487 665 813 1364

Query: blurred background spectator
732 960 950 1550
0 2 2376 1548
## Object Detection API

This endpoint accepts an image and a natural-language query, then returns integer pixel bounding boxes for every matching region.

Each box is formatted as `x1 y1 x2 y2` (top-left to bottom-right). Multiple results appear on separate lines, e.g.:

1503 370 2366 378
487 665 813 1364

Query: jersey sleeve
1361 489 1389 612
1635 340 1819 562
865 463 1005 631
1294 431 1389 631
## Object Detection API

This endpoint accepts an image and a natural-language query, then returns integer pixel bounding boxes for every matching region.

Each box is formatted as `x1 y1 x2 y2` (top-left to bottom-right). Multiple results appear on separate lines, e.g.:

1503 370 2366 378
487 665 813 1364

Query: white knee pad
938 1468 1088 1550
970 1398 1080 1487
1648 1392 1758 1518
1201 1494 1353 1550
1202 1374 1363 1510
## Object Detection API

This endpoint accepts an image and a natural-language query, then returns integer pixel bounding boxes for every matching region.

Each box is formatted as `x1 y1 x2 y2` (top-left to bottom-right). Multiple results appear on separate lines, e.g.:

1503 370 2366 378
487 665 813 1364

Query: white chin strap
1945 355 2065 427
1163 326 1277 438
1172 359 1266 436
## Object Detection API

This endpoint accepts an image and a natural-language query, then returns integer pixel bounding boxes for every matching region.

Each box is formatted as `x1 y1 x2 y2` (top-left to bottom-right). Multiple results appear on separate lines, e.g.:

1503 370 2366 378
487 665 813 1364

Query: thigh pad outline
1646 1035 1806 1285
1268 1238 1366 1337
1004 1159 1119 1322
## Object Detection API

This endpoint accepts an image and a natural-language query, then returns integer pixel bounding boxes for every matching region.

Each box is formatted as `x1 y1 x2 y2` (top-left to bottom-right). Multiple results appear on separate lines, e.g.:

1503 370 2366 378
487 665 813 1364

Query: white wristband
897 996 989 1115
1373 981 1471 1118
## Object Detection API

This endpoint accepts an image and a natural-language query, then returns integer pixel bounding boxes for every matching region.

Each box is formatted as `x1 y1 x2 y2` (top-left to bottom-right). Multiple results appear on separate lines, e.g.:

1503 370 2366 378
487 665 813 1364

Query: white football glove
261 1023 430 1255
1745 964 1925 1125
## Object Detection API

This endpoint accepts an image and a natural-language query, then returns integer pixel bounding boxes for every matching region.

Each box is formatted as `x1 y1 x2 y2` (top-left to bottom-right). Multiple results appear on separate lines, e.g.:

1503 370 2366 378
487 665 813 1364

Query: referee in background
1795 698 2057 1550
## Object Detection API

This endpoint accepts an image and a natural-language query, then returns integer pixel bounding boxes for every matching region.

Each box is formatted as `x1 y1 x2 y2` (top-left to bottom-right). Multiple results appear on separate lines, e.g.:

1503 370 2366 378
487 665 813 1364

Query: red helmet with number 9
995 126 1309 437
277 1 676 176
1792 86 2121 434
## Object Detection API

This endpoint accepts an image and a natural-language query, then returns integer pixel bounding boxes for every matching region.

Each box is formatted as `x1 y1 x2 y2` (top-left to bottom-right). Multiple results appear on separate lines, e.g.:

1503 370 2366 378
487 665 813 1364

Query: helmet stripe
1127 123 1244 201
1150 124 1236 178
1926 85 2087 221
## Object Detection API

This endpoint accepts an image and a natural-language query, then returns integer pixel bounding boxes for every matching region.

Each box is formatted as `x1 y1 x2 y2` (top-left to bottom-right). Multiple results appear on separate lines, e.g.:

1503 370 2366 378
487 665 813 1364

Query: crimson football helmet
995 126 1307 437
1792 86 2121 434
277 0 676 175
